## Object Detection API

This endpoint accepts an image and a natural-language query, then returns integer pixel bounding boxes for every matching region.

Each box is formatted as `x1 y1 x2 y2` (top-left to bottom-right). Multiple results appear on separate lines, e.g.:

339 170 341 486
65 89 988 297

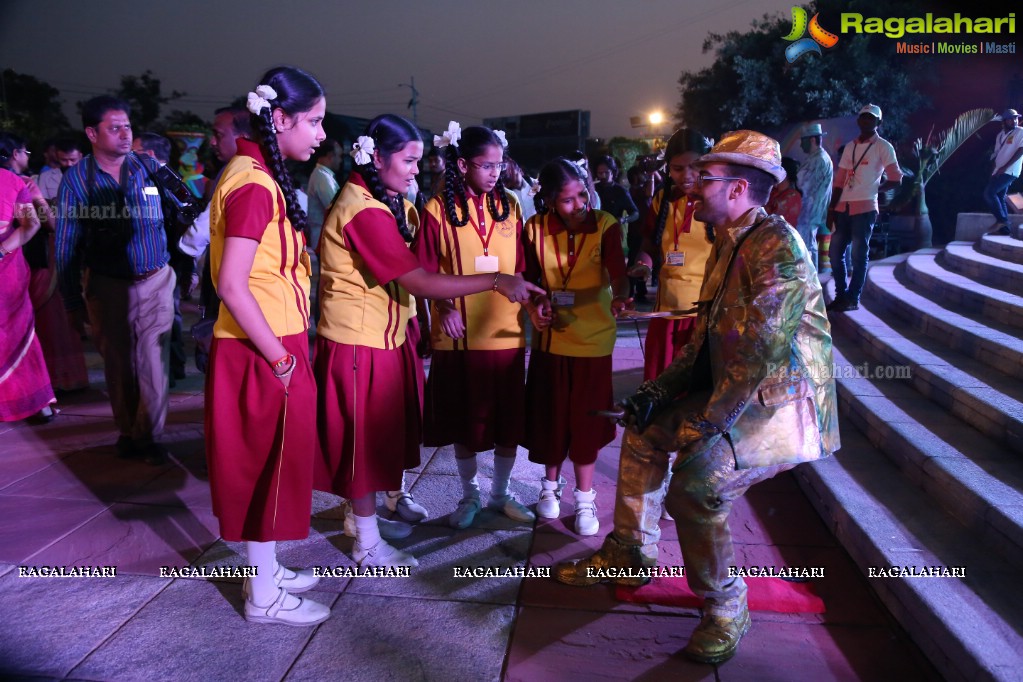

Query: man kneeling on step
555 130 840 665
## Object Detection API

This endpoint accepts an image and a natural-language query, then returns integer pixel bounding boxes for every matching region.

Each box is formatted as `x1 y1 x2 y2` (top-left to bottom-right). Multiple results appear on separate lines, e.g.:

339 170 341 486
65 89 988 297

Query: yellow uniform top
209 139 311 339
652 190 713 316
317 173 421 350
524 209 626 358
416 191 525 351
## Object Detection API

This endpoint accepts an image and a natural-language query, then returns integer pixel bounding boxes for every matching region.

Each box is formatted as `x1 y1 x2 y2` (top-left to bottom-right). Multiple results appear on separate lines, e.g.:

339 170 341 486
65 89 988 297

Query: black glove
620 380 670 431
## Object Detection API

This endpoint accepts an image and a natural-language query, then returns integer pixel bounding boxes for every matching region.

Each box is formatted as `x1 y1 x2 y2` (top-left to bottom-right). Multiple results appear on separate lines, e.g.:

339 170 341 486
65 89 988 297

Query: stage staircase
796 235 1023 681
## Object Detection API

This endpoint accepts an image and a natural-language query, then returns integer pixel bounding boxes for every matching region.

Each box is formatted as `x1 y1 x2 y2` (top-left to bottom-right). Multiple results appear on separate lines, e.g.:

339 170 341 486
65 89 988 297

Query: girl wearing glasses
315 116 542 567
523 157 629 536
414 124 535 530
636 129 714 382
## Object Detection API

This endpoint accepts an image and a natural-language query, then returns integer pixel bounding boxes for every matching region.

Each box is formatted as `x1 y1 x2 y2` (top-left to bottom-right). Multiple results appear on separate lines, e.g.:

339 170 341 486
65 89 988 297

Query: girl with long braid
206 67 328 626
524 158 629 537
415 123 534 530
637 129 714 381
315 115 542 567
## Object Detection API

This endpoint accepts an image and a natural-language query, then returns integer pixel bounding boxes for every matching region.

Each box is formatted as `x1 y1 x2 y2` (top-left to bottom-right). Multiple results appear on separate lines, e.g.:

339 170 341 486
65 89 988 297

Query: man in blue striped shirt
55 95 175 465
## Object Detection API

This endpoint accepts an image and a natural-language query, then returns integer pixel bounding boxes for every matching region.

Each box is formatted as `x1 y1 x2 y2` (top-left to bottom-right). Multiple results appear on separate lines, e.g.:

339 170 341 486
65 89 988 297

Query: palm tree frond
917 108 996 185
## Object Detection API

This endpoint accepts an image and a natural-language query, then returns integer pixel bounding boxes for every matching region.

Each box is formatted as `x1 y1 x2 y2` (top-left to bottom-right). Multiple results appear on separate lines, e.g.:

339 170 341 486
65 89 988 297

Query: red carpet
616 576 826 614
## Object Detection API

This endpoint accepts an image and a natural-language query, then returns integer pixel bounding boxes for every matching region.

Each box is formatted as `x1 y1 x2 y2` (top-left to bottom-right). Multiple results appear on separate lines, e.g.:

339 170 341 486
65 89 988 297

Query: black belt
133 266 164 282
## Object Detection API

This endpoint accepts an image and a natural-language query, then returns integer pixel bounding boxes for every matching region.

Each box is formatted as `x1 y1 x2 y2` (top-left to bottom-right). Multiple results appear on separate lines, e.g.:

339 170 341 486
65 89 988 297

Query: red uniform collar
546 209 598 235
235 138 268 166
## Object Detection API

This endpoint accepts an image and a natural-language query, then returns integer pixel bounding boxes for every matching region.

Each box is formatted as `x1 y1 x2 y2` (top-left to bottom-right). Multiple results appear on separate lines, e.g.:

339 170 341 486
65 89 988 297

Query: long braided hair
653 128 712 246
352 114 421 242
441 125 511 227
249 66 324 236
533 157 588 218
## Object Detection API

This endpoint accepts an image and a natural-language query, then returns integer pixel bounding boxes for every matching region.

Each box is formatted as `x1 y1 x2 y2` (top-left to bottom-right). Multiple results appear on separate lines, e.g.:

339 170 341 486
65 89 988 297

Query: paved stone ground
1 299 941 681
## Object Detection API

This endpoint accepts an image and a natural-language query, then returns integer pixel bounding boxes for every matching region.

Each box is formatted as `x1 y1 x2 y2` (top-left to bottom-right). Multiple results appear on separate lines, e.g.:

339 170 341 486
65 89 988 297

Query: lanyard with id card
551 229 587 307
471 202 500 272
665 251 686 266
665 198 696 268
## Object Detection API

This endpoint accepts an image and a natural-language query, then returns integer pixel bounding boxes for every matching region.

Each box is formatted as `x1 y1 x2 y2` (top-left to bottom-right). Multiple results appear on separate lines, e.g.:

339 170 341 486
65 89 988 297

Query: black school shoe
138 442 170 466
825 295 847 312
829 299 860 312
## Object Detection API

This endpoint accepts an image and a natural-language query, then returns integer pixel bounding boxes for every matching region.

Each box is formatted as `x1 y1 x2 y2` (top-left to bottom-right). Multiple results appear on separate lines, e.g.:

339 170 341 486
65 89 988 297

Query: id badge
475 255 499 273
552 290 576 307
665 251 686 266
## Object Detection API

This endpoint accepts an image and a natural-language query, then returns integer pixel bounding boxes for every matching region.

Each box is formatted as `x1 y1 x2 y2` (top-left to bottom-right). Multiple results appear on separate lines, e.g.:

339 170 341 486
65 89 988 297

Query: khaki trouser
84 265 175 443
613 392 794 616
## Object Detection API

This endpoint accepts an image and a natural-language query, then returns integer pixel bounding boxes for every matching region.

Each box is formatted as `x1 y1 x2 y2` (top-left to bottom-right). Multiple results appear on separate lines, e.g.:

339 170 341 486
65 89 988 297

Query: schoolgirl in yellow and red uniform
314 114 543 568
638 129 714 381
523 157 629 537
415 123 535 530
206 67 329 627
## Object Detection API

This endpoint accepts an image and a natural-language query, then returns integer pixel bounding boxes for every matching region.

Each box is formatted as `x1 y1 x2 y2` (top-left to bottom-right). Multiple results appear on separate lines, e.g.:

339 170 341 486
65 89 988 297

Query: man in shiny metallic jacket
555 130 840 665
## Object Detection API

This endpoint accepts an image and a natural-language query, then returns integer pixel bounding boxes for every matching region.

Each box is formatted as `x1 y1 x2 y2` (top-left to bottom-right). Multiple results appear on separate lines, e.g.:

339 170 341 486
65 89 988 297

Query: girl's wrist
271 353 296 379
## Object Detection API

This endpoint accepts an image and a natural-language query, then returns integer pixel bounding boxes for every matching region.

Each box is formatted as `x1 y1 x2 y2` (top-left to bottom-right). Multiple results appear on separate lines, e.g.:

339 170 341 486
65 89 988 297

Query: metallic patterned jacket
653 207 840 468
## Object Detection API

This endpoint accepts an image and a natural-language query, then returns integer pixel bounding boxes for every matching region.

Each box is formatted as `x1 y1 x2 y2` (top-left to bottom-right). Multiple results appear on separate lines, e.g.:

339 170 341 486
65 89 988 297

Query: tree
0 69 71 146
891 108 995 247
162 109 208 131
676 0 933 142
112 70 184 130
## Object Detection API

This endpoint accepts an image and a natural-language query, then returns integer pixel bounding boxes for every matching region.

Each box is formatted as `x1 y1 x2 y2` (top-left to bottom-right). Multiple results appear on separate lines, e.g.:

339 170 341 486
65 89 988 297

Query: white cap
858 104 882 120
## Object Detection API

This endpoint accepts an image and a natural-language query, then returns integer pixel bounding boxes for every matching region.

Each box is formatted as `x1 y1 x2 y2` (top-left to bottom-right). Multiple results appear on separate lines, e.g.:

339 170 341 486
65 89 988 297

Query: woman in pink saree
0 166 56 422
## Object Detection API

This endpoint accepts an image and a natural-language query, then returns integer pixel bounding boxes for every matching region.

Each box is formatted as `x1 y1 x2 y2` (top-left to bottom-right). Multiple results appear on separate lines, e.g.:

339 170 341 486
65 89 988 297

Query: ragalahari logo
782 7 839 62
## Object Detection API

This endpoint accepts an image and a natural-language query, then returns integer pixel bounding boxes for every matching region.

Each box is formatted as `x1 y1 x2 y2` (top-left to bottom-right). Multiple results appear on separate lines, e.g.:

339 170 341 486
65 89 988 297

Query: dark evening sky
0 0 798 137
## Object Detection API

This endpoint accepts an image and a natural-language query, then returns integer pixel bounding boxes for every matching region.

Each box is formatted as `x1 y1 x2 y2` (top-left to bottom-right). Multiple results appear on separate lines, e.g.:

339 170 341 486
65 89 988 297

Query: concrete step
977 233 1023 265
954 211 1023 241
939 242 1023 295
811 247 1023 681
827 340 1023 568
830 293 1023 455
903 250 1023 330
795 415 1023 682
862 262 1023 380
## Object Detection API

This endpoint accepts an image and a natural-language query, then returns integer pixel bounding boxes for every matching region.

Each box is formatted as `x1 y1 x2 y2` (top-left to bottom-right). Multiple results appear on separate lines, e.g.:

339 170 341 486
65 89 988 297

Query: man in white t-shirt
827 104 903 312
984 108 1023 237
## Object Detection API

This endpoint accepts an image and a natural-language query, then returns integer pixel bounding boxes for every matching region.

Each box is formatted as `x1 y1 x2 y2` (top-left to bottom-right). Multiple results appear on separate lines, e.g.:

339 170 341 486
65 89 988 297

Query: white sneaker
489 494 536 523
537 477 565 519
573 488 599 536
449 492 482 529
342 501 413 539
244 587 330 627
353 539 419 568
385 490 429 522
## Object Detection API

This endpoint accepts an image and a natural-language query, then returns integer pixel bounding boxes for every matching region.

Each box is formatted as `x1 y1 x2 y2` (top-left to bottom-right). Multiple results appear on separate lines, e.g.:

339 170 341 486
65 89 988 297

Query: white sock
455 456 480 498
246 541 280 605
492 454 514 500
353 513 381 549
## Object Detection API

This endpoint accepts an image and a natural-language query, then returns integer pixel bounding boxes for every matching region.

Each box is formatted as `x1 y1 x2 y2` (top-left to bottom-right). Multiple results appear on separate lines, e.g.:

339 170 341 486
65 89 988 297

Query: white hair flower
433 121 462 148
351 136 375 165
246 84 278 115
493 129 508 148
528 179 541 196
